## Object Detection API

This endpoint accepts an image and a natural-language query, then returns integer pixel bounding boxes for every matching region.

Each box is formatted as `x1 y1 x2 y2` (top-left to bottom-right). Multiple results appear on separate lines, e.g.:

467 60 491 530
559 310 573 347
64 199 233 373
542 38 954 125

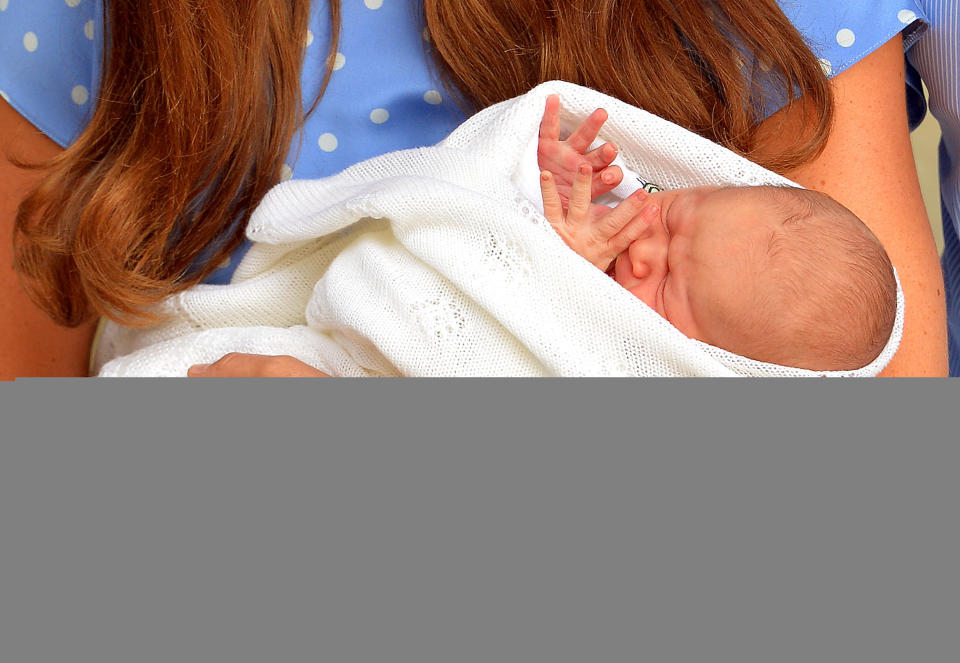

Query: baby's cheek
668 284 711 342
626 279 660 313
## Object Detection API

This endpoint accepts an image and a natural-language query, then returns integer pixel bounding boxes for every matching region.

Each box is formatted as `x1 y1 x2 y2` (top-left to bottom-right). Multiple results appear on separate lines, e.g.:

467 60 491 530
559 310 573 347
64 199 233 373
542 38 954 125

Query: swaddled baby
535 96 896 372
95 86 900 377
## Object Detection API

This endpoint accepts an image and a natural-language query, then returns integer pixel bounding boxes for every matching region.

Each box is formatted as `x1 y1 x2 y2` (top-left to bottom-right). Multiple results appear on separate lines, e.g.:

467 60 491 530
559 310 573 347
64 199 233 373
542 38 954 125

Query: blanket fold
95 82 903 377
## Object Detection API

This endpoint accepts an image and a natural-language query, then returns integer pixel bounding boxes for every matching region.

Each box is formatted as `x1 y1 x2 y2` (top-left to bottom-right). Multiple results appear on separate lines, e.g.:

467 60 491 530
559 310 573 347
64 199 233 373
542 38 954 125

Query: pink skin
537 97 772 346
610 186 771 345
537 94 623 216
540 165 662 272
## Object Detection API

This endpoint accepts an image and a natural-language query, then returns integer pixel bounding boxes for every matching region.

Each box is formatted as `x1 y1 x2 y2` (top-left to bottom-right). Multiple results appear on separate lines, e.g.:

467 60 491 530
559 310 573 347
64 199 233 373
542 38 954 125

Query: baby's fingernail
578 164 591 174
541 171 551 181
602 172 615 183
188 364 210 376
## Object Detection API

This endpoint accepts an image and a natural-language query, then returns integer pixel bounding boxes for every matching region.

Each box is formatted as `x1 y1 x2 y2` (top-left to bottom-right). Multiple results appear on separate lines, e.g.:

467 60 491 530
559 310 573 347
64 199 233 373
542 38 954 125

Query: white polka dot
280 164 293 181
0 90 10 104
317 133 338 152
65 0 82 7
836 28 855 48
369 108 389 124
818 58 832 76
898 9 917 24
0 0 9 12
84 19 95 40
333 52 346 70
423 90 442 105
364 0 384 9
71 85 89 105
23 32 39 52
305 30 314 47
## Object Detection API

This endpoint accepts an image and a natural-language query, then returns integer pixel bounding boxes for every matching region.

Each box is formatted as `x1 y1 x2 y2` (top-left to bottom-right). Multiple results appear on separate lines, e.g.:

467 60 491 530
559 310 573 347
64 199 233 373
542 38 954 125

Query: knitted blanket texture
94 82 903 377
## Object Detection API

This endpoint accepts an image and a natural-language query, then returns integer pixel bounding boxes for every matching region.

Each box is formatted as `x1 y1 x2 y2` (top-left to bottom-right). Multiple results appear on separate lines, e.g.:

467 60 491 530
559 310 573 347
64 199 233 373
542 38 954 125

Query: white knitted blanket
94 81 903 377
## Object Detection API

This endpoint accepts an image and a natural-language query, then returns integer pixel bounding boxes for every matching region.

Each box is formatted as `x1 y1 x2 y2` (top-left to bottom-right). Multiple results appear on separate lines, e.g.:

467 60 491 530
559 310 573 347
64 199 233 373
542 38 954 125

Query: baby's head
612 185 897 371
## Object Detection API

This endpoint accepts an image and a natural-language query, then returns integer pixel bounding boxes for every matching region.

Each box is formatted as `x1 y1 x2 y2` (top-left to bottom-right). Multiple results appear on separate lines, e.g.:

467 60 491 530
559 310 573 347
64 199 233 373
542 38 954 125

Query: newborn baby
96 86 901 377
535 96 897 372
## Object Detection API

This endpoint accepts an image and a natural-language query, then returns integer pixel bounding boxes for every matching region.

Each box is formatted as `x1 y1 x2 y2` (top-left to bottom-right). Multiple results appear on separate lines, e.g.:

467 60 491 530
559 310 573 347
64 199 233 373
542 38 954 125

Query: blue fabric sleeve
0 0 101 147
764 1 928 119
777 0 927 79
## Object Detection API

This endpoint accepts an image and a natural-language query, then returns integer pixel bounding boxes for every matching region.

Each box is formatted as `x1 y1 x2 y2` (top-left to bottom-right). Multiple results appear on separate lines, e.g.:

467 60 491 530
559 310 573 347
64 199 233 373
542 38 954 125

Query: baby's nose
628 234 668 280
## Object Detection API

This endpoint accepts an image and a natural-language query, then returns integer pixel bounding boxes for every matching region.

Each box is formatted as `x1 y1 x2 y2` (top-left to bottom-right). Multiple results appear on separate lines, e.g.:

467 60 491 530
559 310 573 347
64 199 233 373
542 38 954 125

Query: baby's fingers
584 142 619 170
539 170 564 225
539 94 561 142
566 108 608 153
598 190 649 234
592 164 623 199
605 195 660 255
568 163 594 221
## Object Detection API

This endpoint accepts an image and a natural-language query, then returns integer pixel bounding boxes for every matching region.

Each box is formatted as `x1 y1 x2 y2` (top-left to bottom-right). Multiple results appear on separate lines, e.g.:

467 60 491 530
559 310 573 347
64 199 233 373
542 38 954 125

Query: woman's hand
187 353 330 377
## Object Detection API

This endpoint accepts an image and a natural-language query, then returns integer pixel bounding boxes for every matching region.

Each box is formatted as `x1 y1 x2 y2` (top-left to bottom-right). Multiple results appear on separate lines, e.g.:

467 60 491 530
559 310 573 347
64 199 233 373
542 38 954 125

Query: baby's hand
538 94 623 214
541 163 659 272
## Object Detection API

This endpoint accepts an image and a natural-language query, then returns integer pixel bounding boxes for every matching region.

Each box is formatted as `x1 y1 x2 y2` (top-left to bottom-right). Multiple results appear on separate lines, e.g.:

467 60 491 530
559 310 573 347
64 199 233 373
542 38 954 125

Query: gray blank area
2 380 957 663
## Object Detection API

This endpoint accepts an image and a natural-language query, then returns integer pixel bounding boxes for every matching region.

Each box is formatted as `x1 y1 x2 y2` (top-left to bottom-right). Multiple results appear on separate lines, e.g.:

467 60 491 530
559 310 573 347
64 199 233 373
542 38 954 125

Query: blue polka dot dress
776 2 927 77
0 1 928 283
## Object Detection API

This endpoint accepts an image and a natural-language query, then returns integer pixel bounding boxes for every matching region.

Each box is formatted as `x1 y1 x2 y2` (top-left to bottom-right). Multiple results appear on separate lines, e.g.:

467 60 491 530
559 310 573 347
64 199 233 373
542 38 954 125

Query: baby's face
611 186 777 348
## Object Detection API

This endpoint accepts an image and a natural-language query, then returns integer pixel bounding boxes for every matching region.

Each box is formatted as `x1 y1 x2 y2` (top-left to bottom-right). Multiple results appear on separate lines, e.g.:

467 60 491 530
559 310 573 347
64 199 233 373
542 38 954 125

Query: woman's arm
753 35 948 376
0 99 97 378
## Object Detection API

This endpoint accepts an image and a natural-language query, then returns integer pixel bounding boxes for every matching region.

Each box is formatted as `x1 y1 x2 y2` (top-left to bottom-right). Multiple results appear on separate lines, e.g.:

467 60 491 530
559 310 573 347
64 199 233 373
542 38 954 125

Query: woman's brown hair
424 0 833 170
13 0 831 327
14 0 339 325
